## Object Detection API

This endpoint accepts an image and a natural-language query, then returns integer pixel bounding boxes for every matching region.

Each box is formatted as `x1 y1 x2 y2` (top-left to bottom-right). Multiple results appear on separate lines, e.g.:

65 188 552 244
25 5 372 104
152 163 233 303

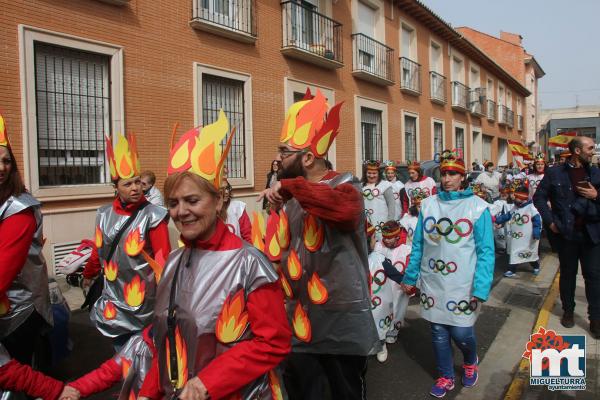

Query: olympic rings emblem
408 187 431 200
428 258 458 275
446 299 478 315
496 234 506 240
407 227 414 238
365 208 374 216
510 231 524 239
511 213 530 226
420 293 435 309
371 296 382 310
378 314 393 329
372 269 387 292
394 260 407 275
362 188 381 200
518 251 533 259
393 192 400 200
423 216 473 243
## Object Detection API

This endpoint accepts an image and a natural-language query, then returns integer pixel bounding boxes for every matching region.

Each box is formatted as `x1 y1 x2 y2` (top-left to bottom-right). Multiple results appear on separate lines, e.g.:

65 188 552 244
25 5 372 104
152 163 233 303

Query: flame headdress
439 149 466 175
364 160 380 172
280 89 343 158
513 178 530 201
534 153 545 163
383 160 397 172
0 114 10 149
105 133 141 182
167 110 234 189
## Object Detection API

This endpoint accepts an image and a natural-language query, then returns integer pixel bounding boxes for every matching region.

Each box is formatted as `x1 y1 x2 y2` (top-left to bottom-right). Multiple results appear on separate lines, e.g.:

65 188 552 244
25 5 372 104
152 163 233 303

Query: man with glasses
260 90 379 400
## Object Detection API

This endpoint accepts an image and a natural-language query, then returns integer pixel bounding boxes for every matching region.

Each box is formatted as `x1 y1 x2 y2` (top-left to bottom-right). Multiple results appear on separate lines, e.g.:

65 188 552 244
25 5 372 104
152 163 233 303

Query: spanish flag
548 131 576 148
508 140 529 158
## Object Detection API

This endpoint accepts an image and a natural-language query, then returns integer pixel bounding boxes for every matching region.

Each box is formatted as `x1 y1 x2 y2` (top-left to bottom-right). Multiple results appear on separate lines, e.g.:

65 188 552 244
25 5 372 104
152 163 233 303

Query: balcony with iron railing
190 0 257 43
351 34 394 86
400 57 421 95
487 99 496 121
281 1 343 69
498 105 508 125
429 71 446 104
469 87 486 117
451 81 469 111
517 115 523 131
507 110 515 128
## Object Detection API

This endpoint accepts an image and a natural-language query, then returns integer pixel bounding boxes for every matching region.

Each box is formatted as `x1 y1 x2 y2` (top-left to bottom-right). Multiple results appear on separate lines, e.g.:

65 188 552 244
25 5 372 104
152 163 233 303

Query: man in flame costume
261 90 380 400
83 133 171 346
401 161 437 215
138 111 291 399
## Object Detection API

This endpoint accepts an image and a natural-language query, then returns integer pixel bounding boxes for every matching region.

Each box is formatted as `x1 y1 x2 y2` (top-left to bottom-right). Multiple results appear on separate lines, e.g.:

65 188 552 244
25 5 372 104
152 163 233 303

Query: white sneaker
376 343 388 362
385 335 397 344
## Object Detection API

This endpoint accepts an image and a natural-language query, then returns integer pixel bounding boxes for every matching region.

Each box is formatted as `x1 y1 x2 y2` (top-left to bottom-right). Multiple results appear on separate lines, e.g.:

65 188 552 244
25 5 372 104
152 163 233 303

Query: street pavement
52 241 562 400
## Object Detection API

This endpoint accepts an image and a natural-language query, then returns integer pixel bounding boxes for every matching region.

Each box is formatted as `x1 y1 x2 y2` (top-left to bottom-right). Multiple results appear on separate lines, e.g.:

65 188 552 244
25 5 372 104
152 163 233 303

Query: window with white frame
469 65 480 89
361 107 383 162
452 55 464 83
433 121 444 156
430 41 442 73
487 78 494 100
401 23 416 61
507 90 512 110
498 83 505 106
483 134 492 162
356 1 377 70
455 126 465 157
404 115 417 161
197 65 253 186
517 97 522 115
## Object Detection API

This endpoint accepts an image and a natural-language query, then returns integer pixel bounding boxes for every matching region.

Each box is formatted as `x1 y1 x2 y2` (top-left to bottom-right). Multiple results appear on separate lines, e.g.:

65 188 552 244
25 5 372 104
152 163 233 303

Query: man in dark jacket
533 136 600 338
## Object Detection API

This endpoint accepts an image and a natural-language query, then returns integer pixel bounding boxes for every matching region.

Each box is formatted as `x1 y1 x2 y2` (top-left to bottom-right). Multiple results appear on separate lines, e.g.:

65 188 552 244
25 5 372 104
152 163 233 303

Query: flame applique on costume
292 302 312 343
95 226 103 248
128 390 136 400
166 326 189 390
278 270 293 299
303 214 324 252
0 114 9 148
287 249 302 281
103 301 117 320
0 295 10 316
121 357 132 379
269 370 284 400
124 275 146 307
141 248 167 283
251 211 265 252
307 272 328 305
104 260 118 282
265 211 281 262
124 228 145 257
277 209 290 250
215 289 249 344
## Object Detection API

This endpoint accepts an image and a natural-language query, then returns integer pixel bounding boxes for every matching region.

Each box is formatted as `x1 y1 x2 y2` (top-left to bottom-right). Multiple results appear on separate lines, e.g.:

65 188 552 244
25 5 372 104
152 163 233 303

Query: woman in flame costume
0 115 53 379
138 110 291 400
362 160 395 241
401 150 494 398
384 161 404 221
83 132 171 347
260 89 379 400
401 160 437 215
527 153 546 200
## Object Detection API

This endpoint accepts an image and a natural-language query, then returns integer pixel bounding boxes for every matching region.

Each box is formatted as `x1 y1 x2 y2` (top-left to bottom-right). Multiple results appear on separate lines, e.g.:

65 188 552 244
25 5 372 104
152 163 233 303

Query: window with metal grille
202 74 246 180
404 115 417 161
361 107 382 161
433 122 443 156
34 43 110 187
455 127 465 156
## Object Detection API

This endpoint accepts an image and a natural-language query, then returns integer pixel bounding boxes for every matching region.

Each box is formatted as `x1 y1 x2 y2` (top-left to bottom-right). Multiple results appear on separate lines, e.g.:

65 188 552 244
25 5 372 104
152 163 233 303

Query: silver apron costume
506 202 540 264
368 252 394 340
0 194 52 338
490 199 509 251
404 177 436 209
363 180 392 241
417 194 488 327
281 173 379 355
91 203 168 338
527 173 544 200
153 243 285 399
115 332 153 400
225 200 246 239
390 180 404 221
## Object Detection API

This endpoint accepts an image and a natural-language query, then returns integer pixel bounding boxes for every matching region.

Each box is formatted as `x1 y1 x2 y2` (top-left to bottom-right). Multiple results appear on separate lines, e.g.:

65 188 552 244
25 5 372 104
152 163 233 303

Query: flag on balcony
548 131 577 148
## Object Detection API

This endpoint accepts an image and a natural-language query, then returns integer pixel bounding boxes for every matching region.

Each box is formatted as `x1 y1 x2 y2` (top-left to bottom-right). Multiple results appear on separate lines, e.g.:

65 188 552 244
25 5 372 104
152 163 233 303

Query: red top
0 358 63 400
279 171 363 232
239 209 252 244
83 198 171 279
400 176 438 215
0 209 36 297
139 220 291 399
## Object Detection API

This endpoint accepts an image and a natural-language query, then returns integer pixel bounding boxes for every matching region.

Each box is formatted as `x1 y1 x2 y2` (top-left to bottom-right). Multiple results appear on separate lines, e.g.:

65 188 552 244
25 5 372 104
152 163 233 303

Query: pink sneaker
429 377 455 398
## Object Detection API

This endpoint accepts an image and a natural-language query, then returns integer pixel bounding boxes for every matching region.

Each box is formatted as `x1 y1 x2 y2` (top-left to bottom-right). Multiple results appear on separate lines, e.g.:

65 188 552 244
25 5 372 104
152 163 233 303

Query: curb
503 269 561 400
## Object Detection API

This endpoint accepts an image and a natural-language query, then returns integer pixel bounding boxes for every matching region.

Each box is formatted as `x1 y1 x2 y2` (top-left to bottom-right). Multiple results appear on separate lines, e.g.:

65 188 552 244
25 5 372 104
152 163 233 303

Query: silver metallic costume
280 173 380 355
115 331 153 400
91 202 168 338
153 241 285 399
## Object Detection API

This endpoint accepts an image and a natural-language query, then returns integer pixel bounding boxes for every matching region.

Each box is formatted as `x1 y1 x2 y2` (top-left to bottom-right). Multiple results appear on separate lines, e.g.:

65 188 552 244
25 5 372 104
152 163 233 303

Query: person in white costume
400 202 420 247
496 179 542 277
527 153 546 200
475 161 502 201
362 161 395 241
220 180 252 243
489 187 511 252
401 150 494 398
140 170 164 207
401 161 437 215
384 161 404 221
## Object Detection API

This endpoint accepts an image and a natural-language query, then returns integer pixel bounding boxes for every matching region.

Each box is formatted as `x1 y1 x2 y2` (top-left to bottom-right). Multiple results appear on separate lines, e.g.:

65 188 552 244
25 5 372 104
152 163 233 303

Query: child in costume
489 187 511 252
366 223 395 363
362 161 395 241
496 179 542 277
375 221 411 348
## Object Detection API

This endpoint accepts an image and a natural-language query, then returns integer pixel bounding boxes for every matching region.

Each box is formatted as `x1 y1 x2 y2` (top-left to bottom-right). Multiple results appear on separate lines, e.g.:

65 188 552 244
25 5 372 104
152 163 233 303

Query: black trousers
0 311 49 367
283 353 368 400
557 232 600 320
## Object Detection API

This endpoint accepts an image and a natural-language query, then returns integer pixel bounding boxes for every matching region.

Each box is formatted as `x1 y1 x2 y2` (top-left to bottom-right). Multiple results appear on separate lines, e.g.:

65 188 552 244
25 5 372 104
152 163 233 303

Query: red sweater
139 220 292 399
239 209 252 244
0 359 63 400
0 209 36 298
83 198 171 279
279 171 364 232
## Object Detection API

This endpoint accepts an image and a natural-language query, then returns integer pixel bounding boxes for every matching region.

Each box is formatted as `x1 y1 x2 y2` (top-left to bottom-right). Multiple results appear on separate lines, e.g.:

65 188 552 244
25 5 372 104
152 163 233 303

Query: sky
419 0 600 110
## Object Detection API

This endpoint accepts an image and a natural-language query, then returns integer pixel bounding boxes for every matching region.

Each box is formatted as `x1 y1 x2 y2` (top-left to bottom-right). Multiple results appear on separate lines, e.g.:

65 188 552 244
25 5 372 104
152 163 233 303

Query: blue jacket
533 163 600 243
495 200 542 240
402 189 495 301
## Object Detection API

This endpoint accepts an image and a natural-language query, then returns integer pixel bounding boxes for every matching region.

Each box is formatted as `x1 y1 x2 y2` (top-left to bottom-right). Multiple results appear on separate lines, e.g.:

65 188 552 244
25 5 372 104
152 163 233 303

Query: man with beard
534 136 600 338
260 89 379 400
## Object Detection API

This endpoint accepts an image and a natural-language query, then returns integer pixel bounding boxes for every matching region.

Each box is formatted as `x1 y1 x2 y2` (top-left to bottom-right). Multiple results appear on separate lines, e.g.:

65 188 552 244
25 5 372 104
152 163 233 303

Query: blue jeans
430 323 477 378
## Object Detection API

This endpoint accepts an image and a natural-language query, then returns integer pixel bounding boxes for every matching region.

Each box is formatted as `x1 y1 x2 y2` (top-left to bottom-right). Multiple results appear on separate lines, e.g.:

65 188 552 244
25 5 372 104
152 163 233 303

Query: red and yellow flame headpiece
534 153 545 163
384 160 397 172
0 114 10 149
167 110 234 189
513 178 530 201
105 132 141 182
407 160 421 172
365 160 380 171
365 221 376 238
440 149 466 175
381 221 402 239
280 89 343 158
